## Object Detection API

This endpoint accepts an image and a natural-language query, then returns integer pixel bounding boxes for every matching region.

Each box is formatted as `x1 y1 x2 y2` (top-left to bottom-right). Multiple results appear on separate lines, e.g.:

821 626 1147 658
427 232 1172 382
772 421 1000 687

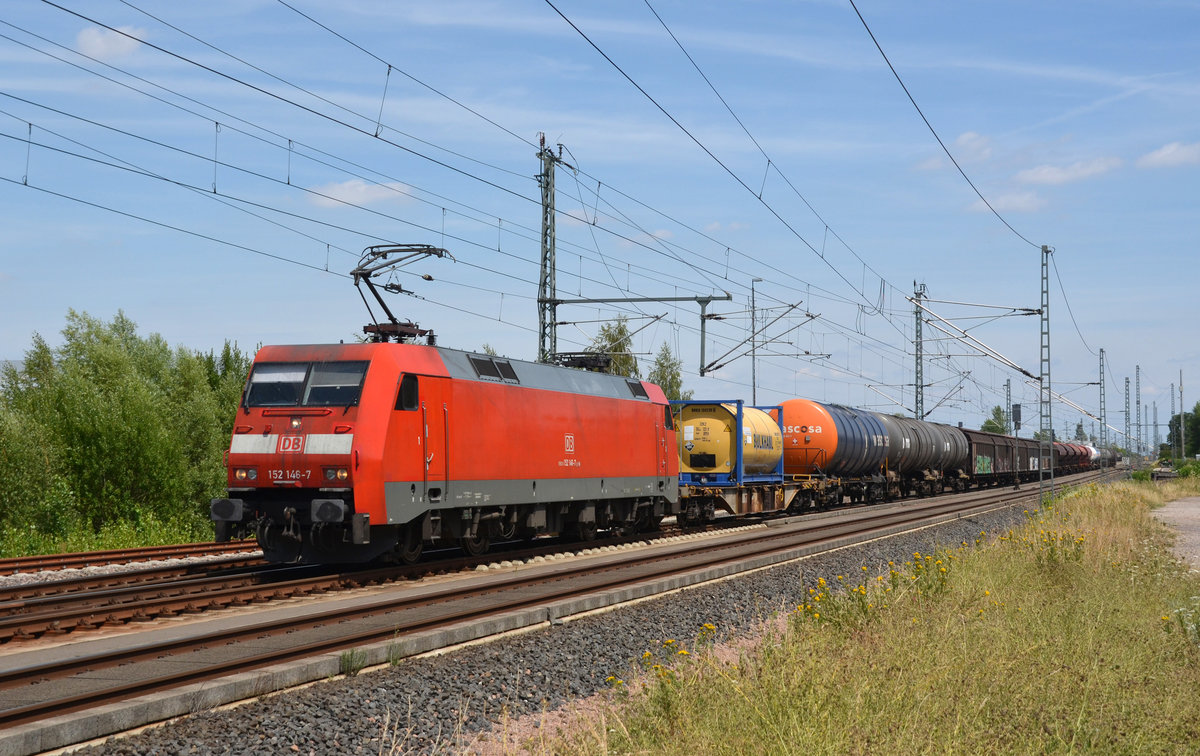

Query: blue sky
1 0 1196 450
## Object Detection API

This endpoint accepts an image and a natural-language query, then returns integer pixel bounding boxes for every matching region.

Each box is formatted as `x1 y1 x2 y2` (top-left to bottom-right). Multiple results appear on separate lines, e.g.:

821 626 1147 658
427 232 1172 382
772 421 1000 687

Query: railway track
0 522 739 642
0 469 1114 738
0 470 1114 643
0 540 261 576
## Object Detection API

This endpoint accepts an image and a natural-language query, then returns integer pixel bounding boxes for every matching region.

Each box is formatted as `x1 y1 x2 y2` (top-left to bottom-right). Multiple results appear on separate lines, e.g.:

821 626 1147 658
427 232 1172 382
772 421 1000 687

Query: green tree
980 405 1010 434
587 316 640 378
1074 422 1087 442
0 404 78 538
0 310 251 544
1189 403 1200 459
647 342 693 401
1167 403 1200 459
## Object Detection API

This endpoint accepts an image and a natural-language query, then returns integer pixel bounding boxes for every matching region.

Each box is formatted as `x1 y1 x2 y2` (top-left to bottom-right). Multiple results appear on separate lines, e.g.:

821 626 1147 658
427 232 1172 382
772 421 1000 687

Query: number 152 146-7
268 469 310 481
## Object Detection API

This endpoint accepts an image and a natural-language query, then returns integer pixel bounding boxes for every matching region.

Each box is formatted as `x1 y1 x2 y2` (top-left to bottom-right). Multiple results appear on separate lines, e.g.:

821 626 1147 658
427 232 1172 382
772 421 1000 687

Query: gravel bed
0 553 257 590
76 505 1032 756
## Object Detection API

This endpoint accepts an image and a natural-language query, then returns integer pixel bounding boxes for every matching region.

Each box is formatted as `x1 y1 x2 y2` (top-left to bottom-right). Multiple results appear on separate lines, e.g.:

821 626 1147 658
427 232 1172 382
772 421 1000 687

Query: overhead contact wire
846 0 1038 249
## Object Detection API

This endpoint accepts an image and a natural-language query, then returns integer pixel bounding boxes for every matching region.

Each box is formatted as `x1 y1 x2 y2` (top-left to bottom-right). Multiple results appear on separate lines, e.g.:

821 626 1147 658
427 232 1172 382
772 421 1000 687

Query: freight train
210 342 1117 563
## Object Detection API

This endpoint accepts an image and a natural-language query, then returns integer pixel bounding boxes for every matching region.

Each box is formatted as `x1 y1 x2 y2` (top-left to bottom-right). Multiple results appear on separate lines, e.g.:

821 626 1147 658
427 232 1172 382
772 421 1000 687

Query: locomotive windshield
244 361 369 407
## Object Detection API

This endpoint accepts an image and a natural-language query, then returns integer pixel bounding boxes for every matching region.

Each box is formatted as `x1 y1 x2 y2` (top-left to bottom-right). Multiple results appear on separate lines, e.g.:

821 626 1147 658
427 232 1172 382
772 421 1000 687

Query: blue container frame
671 400 785 487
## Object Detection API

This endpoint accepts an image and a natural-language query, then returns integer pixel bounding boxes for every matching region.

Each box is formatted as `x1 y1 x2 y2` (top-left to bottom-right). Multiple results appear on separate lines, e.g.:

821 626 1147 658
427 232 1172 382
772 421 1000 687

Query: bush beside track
544 478 1200 754
0 311 250 557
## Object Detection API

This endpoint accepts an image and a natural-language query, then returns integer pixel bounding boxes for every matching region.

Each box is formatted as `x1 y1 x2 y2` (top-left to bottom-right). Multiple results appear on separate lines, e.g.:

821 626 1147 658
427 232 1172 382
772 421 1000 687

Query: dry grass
522 479 1200 755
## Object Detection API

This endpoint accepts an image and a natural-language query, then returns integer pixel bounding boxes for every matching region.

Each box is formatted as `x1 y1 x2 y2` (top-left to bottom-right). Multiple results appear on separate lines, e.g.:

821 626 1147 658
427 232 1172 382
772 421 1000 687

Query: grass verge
0 510 212 558
544 479 1200 755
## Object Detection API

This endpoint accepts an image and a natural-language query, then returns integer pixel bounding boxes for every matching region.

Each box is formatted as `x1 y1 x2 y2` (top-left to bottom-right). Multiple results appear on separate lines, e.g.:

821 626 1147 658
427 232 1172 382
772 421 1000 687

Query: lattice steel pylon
536 135 560 363
914 282 926 420
1039 246 1053 498
1099 348 1107 448
1005 378 1012 434
1136 365 1142 456
1124 377 1131 451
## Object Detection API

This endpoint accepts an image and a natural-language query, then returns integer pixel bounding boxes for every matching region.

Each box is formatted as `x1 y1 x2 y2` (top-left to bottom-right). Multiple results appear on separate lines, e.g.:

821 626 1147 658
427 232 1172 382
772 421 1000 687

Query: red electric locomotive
211 342 679 563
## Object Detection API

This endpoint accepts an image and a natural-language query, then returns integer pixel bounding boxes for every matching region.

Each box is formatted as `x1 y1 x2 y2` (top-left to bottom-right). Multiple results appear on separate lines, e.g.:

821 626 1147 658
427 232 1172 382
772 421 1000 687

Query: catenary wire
846 0 1038 250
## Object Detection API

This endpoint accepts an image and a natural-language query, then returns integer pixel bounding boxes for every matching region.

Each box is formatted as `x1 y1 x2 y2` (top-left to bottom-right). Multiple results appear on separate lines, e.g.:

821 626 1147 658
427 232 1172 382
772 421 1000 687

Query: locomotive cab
210 350 382 562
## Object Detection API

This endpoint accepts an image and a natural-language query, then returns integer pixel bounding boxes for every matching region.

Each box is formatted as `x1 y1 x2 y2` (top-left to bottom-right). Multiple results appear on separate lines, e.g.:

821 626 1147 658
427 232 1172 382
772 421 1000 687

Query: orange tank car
777 398 839 475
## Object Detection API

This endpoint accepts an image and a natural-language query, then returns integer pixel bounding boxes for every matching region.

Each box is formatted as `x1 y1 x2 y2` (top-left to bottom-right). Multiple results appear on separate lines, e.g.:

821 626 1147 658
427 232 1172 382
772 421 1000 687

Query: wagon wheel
459 532 491 557
397 524 423 564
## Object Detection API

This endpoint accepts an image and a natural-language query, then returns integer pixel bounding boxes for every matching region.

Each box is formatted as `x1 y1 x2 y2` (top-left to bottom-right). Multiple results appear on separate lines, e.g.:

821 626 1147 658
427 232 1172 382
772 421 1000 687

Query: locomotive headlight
323 467 349 482
235 468 257 481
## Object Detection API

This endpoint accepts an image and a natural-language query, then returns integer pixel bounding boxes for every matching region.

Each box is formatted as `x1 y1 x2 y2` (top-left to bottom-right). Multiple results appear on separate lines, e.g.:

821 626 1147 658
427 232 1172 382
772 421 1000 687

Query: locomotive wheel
497 519 518 541
459 533 491 557
397 525 423 564
568 521 597 542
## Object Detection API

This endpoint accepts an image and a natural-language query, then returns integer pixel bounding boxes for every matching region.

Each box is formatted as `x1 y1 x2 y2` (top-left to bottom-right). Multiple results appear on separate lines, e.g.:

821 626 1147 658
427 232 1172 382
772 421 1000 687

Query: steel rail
0 541 261 575
0 554 264 602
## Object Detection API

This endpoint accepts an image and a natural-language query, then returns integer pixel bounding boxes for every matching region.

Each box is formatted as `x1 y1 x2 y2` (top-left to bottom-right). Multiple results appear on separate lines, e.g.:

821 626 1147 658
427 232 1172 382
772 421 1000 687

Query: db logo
278 435 305 453
564 433 575 454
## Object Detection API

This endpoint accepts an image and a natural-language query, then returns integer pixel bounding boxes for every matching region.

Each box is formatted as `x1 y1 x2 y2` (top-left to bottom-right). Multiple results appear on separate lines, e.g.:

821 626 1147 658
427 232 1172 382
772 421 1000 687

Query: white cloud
1137 141 1200 168
969 192 1045 213
1015 156 1121 185
954 132 992 163
704 221 747 233
308 179 410 208
76 26 145 62
562 208 592 226
915 155 944 171
916 133 989 171
617 229 674 250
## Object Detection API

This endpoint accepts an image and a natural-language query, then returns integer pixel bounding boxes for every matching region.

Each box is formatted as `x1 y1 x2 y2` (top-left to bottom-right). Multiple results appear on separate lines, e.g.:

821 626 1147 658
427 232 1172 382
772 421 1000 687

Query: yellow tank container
677 403 782 475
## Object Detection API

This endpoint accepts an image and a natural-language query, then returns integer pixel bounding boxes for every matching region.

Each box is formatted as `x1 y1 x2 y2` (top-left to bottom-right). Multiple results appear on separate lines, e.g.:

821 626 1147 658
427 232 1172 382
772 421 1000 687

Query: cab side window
395 374 419 411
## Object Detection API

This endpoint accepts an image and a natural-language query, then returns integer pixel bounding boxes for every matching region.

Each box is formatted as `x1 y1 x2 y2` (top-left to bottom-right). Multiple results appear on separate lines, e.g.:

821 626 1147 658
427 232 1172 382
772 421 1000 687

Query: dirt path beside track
1153 496 1200 570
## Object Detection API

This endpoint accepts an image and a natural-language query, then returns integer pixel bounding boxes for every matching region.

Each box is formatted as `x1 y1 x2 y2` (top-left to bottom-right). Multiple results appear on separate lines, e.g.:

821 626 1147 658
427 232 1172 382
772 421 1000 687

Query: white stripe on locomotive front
229 434 353 455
